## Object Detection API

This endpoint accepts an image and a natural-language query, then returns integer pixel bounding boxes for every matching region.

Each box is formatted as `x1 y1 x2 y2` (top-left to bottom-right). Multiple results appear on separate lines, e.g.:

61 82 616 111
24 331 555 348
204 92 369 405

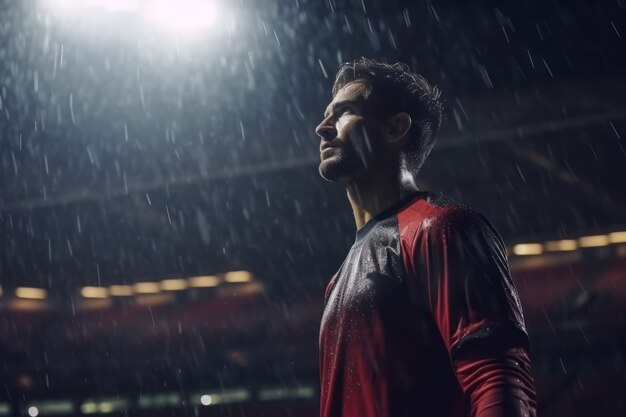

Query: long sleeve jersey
319 191 537 417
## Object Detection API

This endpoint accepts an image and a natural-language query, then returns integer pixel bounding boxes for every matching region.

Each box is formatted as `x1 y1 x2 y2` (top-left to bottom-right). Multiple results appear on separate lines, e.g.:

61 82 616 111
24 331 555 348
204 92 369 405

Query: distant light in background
27 407 38 417
224 270 253 283
544 239 578 252
98 402 114 413
144 0 219 33
134 282 161 294
138 393 180 409
513 243 543 256
609 231 626 243
190 389 249 406
17 374 34 390
26 401 74 415
258 386 316 401
578 234 610 248
512 231 626 256
81 286 109 298
80 398 129 414
15 287 47 300
160 278 188 291
80 402 97 414
188 276 220 288
109 285 134 296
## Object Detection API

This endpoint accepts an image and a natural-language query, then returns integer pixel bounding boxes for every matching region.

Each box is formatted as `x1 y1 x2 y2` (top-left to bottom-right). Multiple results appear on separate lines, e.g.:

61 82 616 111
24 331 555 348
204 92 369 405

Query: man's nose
315 119 337 141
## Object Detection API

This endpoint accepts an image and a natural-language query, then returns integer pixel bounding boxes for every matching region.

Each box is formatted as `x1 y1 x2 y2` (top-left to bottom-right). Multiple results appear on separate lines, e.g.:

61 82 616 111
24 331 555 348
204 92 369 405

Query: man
315 58 537 417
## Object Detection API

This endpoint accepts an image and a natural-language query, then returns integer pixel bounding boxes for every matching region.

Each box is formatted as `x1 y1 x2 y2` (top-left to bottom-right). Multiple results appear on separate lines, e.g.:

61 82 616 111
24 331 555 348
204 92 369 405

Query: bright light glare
86 0 138 12
27 407 39 417
46 0 138 13
44 0 222 34
200 395 212 406
144 0 218 32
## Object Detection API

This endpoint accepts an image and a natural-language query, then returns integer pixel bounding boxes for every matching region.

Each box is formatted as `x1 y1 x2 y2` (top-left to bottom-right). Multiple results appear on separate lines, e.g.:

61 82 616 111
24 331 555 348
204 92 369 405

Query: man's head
315 58 443 185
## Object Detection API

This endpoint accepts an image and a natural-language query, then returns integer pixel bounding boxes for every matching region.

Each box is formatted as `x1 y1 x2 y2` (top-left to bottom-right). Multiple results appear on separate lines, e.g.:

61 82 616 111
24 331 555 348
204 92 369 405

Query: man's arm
411 206 537 416
456 346 536 417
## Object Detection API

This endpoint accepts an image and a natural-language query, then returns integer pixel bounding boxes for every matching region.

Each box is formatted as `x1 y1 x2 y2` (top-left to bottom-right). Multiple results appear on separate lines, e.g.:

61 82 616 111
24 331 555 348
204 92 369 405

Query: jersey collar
354 190 429 245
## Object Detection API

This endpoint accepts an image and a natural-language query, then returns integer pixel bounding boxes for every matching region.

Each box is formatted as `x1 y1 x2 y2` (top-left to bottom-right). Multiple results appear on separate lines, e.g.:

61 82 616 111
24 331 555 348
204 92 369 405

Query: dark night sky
0 0 625 292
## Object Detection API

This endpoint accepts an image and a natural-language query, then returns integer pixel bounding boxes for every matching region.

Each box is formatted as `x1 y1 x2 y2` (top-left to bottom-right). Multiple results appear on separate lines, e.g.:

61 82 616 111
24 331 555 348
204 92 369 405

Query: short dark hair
332 58 443 173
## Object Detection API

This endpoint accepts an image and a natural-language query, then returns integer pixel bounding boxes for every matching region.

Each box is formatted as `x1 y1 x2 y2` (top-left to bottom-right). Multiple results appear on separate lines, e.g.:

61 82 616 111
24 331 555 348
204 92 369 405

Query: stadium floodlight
43 0 224 35
143 0 219 33
85 0 139 12
44 0 138 13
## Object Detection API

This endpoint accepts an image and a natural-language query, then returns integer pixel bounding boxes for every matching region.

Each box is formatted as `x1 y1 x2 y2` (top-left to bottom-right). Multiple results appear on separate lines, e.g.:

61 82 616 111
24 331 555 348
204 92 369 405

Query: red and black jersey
319 191 536 417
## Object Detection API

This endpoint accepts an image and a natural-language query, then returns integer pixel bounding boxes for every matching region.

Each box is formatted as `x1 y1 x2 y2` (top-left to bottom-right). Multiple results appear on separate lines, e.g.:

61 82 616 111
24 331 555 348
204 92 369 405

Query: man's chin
318 161 343 182
318 160 354 183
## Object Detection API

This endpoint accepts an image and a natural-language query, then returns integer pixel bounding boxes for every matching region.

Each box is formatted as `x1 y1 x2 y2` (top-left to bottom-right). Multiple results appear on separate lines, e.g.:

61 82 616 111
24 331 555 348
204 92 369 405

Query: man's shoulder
399 192 498 242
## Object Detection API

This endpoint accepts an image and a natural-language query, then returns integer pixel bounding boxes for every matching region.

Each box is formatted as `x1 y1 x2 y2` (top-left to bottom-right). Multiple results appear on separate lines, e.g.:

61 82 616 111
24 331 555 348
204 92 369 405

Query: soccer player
314 58 537 417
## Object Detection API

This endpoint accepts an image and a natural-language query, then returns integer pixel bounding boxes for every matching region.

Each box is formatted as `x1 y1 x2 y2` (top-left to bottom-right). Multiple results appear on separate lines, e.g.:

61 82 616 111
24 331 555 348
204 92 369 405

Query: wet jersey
319 191 535 417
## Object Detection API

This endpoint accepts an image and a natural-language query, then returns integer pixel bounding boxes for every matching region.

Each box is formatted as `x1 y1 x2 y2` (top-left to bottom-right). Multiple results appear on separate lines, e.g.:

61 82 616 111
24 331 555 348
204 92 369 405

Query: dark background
0 0 625 416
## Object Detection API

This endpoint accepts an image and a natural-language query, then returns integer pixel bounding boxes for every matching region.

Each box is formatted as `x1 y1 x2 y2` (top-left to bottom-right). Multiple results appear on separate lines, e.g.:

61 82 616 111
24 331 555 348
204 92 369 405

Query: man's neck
346 170 419 231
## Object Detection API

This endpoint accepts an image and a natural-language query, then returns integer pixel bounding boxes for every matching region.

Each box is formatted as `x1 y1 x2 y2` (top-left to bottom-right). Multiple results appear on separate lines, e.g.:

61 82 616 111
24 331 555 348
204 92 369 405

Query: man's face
315 80 387 183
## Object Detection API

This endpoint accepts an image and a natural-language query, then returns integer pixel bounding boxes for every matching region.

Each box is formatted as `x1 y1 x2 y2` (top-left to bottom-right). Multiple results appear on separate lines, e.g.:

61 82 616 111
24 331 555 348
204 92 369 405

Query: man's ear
384 112 412 145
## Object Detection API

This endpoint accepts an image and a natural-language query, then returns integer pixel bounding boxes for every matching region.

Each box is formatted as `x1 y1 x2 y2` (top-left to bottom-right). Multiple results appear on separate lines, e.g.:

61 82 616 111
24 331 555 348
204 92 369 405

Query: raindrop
501 26 510 44
478 66 493 88
273 30 281 47
611 20 621 38
542 59 553 78
69 93 76 125
166 205 172 225
526 50 535 69
11 151 18 175
402 8 411 28
609 121 621 140
239 120 246 141
318 59 328 79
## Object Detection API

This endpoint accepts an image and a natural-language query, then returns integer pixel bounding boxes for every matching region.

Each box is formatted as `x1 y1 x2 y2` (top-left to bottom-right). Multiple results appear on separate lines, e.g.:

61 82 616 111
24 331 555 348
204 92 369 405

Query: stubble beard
318 122 380 183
